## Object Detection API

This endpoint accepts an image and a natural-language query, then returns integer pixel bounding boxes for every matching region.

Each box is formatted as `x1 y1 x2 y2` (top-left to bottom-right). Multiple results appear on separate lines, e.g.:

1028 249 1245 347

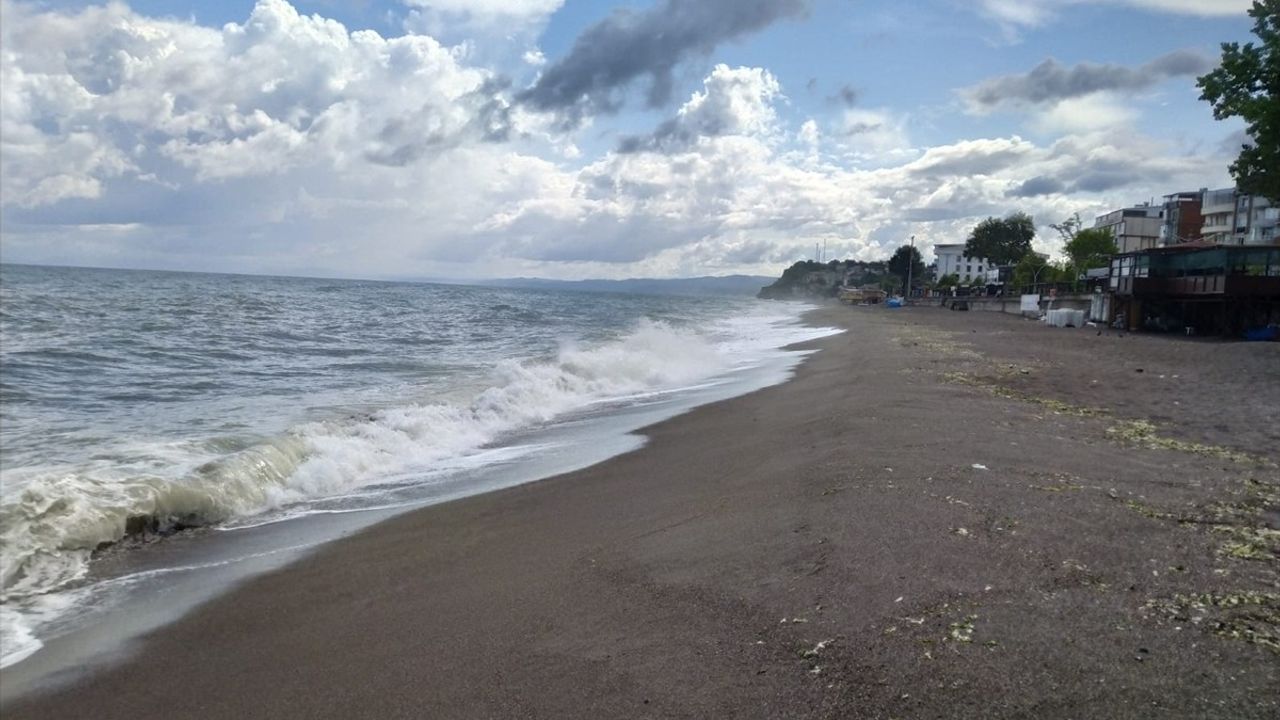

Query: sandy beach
7 304 1278 719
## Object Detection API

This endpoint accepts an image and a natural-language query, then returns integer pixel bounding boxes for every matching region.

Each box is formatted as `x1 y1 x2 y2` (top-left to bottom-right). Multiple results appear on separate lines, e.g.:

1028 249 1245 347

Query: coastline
7 304 1278 718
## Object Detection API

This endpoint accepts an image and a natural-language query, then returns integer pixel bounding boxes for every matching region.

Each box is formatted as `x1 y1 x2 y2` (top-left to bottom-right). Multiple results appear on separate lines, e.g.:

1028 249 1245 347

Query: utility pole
904 235 915 300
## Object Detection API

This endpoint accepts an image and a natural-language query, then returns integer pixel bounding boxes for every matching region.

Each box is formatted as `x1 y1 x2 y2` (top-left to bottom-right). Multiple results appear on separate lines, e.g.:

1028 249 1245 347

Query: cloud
965 50 1211 110
0 0 513 202
978 0 1251 30
403 0 564 23
906 137 1035 177
0 0 1239 280
516 0 806 126
1009 175 1066 197
617 65 781 153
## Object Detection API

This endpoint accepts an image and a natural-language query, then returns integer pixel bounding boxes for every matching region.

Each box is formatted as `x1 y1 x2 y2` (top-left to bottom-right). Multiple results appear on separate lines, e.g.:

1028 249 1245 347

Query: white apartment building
1201 187 1277 245
1094 205 1163 253
933 243 991 283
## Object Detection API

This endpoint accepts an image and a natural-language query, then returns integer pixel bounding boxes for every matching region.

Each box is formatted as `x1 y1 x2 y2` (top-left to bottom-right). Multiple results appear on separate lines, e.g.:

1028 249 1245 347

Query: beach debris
781 617 809 624
971 463 988 471
809 665 823 675
952 527 971 537
947 616 978 643
1144 591 1280 653
800 638 835 659
1105 420 1262 464
895 596 904 603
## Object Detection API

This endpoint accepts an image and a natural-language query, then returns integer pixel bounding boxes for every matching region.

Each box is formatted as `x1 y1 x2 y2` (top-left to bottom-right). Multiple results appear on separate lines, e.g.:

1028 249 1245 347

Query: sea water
0 264 837 680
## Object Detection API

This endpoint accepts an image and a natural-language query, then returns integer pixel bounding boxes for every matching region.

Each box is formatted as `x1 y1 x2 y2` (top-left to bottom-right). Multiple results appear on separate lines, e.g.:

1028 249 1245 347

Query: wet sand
7 304 1279 718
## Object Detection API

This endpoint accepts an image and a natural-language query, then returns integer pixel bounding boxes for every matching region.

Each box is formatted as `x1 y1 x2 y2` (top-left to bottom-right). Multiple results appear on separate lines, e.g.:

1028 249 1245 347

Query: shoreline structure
8 305 1278 718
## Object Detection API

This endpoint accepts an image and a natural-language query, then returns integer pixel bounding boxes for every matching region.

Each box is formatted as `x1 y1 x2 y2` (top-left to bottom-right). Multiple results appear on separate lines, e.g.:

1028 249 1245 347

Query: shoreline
8 304 1278 718
0 300 835 699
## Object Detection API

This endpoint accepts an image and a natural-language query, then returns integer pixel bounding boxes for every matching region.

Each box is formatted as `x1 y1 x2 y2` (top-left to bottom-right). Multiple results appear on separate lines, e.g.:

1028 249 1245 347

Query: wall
938 293 1093 317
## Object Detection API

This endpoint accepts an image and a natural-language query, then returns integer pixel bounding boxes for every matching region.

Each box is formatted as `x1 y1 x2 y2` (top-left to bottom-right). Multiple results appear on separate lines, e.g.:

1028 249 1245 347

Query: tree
1049 213 1083 246
887 244 925 293
1063 227 1118 271
964 212 1036 266
1011 252 1054 290
1198 1 1280 202
935 273 960 289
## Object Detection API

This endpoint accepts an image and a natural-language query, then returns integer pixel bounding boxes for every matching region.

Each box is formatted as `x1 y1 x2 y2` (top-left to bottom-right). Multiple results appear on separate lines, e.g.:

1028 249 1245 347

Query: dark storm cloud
364 79 514 166
966 49 1212 108
1008 175 1065 197
1071 171 1140 193
517 0 807 127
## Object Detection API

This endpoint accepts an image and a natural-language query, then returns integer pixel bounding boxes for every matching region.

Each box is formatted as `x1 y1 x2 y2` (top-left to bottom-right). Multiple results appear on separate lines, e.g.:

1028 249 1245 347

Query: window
977 266 983 273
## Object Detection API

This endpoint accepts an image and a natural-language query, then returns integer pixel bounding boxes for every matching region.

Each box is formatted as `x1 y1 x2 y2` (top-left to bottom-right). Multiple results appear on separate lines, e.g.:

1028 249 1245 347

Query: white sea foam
0 307 839 668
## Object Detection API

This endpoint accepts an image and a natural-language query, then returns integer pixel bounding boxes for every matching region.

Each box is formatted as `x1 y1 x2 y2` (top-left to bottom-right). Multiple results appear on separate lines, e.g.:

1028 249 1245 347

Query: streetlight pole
904 235 915 301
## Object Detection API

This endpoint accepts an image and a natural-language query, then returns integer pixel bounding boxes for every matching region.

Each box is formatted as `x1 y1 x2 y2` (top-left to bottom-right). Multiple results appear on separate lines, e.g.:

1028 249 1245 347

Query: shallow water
0 264 838 678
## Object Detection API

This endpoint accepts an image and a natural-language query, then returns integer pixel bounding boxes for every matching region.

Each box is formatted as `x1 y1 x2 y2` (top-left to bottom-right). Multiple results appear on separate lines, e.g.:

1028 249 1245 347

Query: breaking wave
0 318 743 666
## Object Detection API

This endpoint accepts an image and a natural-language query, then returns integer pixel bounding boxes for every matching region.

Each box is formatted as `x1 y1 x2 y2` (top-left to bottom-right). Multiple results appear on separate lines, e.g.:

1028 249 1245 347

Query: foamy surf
0 308 839 668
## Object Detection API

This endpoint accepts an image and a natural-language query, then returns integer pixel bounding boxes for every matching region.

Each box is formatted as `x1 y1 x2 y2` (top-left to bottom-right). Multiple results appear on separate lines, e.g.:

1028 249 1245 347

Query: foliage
887 244 926 290
964 212 1036 266
1011 252 1060 289
1049 214 1083 246
758 258 894 298
935 272 960 288
1198 1 1280 203
1063 227 1118 271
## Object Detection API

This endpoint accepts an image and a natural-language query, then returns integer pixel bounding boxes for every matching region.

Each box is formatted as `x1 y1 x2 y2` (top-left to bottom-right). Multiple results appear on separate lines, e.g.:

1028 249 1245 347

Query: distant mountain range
466 275 776 297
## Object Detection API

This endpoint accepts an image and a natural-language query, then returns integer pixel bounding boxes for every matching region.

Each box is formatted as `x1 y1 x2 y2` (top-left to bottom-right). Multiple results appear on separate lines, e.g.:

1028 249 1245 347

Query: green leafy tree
887 244 925 293
1063 227 1118 271
964 212 1036 266
1198 1 1280 202
1011 252 1055 290
935 272 960 289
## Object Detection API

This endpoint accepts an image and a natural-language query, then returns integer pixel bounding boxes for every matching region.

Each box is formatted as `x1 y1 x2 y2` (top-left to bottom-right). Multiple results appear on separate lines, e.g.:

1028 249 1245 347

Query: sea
0 263 838 686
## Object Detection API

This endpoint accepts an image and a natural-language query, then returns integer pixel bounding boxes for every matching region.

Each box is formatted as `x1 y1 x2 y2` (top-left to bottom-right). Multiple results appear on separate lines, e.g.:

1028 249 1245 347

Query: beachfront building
1200 187 1279 245
932 243 990 284
1095 205 1162 253
1107 243 1280 336
1160 191 1204 246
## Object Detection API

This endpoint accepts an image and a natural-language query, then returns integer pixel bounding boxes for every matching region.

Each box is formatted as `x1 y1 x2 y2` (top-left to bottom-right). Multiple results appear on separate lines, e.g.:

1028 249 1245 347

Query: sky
0 0 1258 280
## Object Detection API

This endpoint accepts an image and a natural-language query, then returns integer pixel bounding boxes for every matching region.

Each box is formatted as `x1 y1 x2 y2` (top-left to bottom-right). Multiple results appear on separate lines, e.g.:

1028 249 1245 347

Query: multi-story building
932 243 991 283
1199 187 1278 245
1200 187 1237 243
1095 205 1163 253
1159 191 1204 246
1236 193 1278 245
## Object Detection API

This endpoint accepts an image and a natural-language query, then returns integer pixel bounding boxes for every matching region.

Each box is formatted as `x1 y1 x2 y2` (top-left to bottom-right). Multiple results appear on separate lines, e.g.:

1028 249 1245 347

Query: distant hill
470 275 776 297
757 259 893 299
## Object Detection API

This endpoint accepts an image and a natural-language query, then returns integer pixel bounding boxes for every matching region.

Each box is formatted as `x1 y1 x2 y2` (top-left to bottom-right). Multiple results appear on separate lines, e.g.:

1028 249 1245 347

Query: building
1199 187 1278 245
1200 188 1237 243
932 243 991 284
1095 204 1163 253
1159 191 1204 246
1107 243 1280 336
